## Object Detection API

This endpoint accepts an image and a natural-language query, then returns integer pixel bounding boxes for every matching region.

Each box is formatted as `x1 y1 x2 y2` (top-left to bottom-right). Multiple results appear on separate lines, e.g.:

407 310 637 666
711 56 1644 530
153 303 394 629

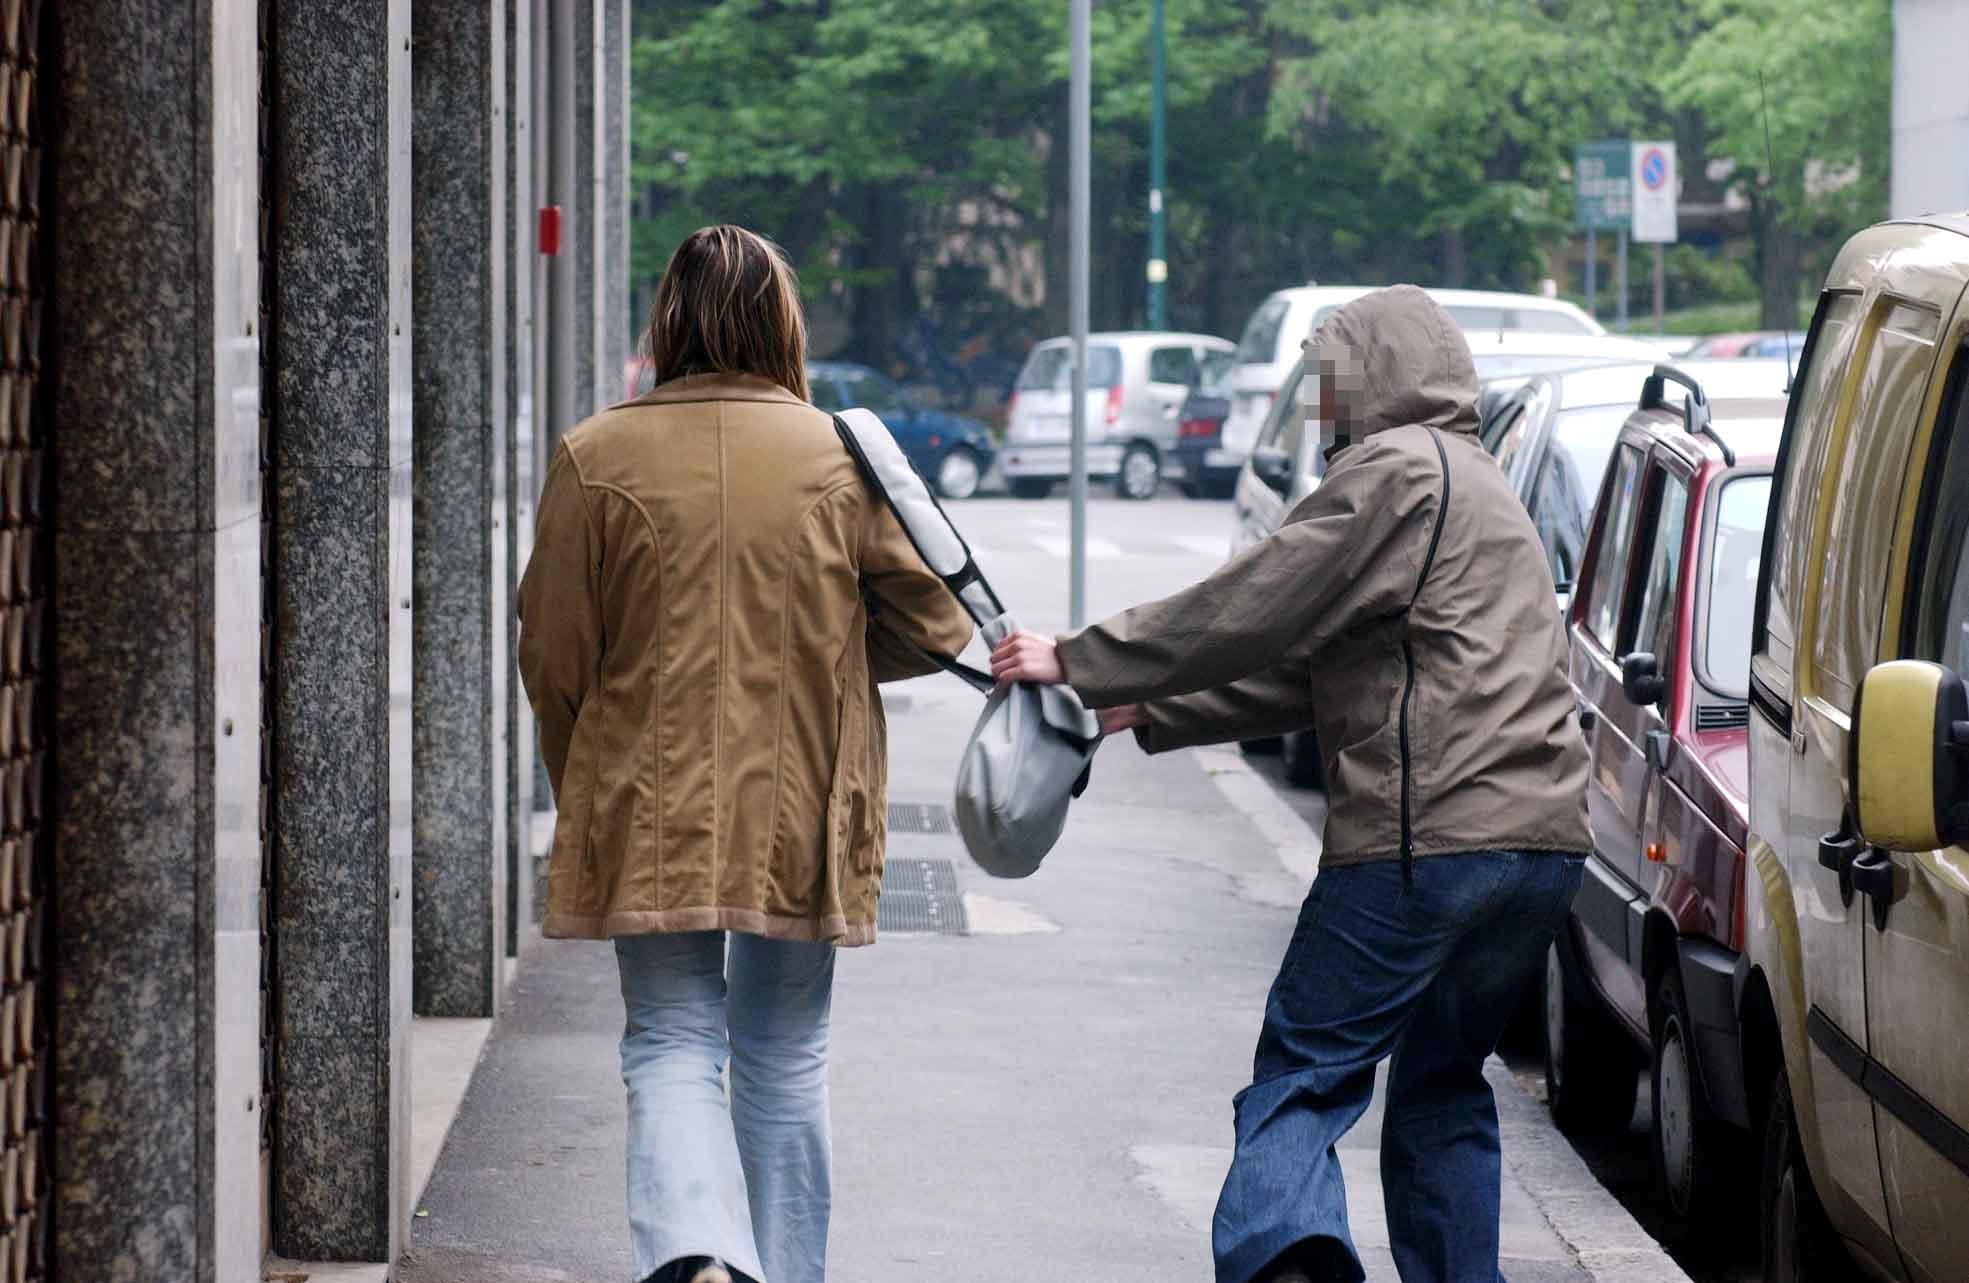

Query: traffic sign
1630 140 1677 243
1575 141 1631 231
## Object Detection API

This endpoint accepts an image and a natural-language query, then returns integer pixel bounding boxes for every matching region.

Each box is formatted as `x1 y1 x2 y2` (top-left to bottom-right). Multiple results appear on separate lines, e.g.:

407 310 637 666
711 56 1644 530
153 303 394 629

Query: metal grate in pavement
878 857 967 935
887 801 953 835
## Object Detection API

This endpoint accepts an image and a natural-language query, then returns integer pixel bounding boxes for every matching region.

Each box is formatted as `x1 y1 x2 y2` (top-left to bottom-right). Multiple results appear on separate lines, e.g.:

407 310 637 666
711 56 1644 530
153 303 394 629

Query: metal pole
1146 0 1166 330
1069 0 1091 628
1653 242 1665 333
1585 227 1597 319
1616 226 1629 332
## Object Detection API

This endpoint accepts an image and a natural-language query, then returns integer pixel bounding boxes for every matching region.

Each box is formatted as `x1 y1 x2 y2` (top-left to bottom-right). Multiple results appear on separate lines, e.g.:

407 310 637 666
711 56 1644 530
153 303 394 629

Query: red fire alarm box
538 206 562 256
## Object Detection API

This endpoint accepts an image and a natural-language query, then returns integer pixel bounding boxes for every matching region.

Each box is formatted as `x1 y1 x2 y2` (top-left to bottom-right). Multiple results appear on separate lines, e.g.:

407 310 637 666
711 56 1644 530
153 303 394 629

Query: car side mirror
1620 652 1666 706
1251 446 1294 494
1850 660 1969 851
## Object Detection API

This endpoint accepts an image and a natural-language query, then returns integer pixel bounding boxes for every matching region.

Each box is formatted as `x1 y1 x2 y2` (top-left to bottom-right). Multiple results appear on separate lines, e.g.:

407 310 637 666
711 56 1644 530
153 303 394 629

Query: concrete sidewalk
397 667 1687 1283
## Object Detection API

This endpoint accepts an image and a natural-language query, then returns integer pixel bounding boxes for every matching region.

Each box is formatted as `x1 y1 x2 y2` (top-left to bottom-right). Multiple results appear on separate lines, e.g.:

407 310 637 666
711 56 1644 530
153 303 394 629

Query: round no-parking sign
1630 141 1677 243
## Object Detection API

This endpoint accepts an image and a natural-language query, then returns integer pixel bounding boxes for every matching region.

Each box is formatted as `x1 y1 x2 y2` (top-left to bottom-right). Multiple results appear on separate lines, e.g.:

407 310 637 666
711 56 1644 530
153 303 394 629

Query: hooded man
990 286 1592 1283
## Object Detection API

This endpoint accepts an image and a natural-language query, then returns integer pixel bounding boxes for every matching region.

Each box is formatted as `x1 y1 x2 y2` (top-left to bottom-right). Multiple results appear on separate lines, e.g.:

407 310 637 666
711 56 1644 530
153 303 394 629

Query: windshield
1018 344 1121 390
1703 474 1771 699
1236 297 1291 365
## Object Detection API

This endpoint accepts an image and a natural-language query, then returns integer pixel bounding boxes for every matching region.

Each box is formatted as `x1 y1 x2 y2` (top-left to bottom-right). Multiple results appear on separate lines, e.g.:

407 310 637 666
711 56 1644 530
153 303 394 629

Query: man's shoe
644 1258 732 1283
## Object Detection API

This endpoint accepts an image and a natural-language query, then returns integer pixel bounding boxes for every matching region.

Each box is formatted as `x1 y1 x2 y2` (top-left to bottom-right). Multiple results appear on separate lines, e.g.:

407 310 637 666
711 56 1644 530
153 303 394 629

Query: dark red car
1541 367 1788 1229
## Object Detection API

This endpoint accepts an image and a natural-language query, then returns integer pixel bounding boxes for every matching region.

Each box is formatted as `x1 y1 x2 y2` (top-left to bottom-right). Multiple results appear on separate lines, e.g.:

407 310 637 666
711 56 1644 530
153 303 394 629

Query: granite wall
412 0 510 1020
267 0 415 1262
49 0 266 1276
506 0 540 953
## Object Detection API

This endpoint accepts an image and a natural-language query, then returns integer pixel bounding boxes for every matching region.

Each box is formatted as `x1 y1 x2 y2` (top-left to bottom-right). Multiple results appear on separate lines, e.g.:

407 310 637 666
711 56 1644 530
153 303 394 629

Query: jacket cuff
1057 628 1117 707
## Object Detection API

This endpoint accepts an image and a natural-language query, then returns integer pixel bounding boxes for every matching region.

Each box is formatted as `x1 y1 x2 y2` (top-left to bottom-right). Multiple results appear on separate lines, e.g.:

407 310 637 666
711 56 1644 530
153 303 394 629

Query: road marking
960 892 1060 935
1032 534 1127 560
1190 746 1322 883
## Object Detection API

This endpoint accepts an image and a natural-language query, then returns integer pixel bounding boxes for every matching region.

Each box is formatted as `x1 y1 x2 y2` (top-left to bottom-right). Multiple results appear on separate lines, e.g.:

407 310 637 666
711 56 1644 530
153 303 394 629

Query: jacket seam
715 402 728 903
765 482 868 883
558 445 608 907
1398 427 1452 878
577 480 667 907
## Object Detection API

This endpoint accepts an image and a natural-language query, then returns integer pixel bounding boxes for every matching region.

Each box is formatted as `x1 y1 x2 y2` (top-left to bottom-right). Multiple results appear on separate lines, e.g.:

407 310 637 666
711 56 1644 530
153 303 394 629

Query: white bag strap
834 408 1006 626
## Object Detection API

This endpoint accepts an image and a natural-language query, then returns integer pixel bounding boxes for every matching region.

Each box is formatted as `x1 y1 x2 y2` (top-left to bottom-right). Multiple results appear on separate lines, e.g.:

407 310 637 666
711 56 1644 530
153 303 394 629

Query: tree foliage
628 0 1891 395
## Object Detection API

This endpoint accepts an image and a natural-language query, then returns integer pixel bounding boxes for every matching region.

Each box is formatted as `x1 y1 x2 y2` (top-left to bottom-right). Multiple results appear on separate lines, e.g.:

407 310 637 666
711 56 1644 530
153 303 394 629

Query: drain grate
878 857 968 935
887 801 953 835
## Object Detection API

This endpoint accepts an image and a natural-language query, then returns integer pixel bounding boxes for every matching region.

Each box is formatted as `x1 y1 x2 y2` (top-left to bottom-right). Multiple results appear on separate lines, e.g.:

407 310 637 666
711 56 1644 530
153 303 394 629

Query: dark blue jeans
1212 849 1585 1283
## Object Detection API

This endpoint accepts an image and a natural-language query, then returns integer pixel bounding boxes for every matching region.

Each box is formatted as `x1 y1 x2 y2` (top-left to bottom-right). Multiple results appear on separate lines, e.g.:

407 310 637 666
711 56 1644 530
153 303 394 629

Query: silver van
1002 331 1235 500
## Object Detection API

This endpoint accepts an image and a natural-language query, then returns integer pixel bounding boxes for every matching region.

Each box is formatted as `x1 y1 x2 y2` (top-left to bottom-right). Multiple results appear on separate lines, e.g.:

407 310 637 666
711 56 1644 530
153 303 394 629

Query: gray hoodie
1057 285 1592 869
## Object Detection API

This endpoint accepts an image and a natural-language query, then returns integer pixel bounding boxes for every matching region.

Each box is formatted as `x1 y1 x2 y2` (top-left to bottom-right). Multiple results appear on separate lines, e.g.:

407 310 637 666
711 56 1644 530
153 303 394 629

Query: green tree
1663 0 1891 326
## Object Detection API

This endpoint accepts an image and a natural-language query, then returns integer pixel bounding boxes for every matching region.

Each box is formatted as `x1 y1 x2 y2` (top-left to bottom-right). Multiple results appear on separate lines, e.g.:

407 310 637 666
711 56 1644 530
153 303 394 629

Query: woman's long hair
644 225 809 401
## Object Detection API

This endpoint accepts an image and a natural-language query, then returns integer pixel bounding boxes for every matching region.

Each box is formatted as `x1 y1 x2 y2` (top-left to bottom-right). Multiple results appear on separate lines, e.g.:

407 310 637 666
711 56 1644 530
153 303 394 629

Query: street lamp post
1146 0 1167 330
1069 0 1090 627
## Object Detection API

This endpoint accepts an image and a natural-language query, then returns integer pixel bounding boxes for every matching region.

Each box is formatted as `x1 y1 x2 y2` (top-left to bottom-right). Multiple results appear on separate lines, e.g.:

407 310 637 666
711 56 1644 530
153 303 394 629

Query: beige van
1743 213 1969 1282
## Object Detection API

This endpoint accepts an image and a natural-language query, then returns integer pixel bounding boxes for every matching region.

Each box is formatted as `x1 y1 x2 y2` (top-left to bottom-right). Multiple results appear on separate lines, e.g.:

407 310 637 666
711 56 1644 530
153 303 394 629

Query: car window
1149 346 1199 386
1542 405 1631 522
834 367 905 416
1810 299 1939 705
1585 445 1646 651
1197 350 1235 398
807 374 847 413
1017 344 1122 390
1910 356 1969 679
1758 291 1862 676
1529 442 1593 591
1237 297 1291 365
1631 467 1691 670
1512 308 1596 336
1492 405 1531 475
1445 305 1507 332
1703 474 1771 699
1258 361 1313 457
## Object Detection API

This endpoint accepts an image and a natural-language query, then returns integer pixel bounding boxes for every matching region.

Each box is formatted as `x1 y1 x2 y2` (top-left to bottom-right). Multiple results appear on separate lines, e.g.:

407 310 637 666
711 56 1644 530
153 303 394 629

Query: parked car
1002 332 1235 500
1483 359 1791 607
1539 368 1786 1240
1682 331 1799 361
1737 214 1969 1282
1172 349 1238 498
806 361 997 500
1219 285 1616 478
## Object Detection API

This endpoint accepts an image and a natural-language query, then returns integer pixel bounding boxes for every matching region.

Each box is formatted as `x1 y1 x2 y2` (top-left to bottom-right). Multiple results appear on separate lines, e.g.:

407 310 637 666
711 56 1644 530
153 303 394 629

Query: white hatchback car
1002 331 1235 500
1219 285 1615 472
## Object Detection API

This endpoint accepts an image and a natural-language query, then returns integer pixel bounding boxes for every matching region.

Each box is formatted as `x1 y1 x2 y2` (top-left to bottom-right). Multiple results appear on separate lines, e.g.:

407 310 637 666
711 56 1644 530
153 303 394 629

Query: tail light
1731 848 1747 951
1178 418 1218 440
1104 383 1123 425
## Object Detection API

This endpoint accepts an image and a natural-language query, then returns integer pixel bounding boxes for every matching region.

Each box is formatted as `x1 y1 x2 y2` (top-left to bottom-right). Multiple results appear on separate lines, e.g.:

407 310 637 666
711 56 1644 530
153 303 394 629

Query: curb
1489 1061 1696 1282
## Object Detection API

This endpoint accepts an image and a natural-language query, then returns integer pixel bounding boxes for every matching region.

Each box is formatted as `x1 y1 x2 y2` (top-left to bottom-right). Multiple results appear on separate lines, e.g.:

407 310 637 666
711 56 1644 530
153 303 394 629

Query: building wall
47 0 627 1276
1893 0 1969 218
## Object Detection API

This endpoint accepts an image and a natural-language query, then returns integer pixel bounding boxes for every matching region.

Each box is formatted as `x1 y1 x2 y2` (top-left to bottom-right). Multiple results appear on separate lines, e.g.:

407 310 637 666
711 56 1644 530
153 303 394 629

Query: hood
1306 284 1481 443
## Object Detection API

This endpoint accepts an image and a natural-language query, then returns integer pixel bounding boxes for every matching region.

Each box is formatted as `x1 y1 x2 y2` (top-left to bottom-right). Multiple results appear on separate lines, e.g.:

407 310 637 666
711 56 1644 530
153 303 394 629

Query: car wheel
1115 445 1160 500
1239 737 1282 757
1544 935 1638 1133
1008 479 1053 500
934 447 982 500
1283 730 1324 789
1762 1064 1853 1282
1651 968 1741 1229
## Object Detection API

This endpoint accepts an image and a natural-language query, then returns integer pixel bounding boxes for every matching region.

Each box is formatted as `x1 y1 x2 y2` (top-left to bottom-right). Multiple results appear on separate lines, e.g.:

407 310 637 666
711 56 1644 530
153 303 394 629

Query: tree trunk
846 183 913 367
1754 195 1800 331
1441 227 1468 288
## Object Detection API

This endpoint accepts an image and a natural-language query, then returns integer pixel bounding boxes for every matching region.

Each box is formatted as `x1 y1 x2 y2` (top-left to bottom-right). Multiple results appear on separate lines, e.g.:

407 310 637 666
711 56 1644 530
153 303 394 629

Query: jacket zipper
1400 428 1453 887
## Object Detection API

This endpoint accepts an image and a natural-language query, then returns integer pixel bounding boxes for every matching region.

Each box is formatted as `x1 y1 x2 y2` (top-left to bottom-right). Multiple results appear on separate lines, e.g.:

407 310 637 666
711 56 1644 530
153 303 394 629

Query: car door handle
1850 848 1897 931
1645 728 1672 772
1818 828 1861 907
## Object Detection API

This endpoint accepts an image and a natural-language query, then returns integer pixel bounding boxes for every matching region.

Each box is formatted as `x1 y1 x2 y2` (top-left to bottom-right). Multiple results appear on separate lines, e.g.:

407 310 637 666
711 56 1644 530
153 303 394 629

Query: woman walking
518 225 972 1283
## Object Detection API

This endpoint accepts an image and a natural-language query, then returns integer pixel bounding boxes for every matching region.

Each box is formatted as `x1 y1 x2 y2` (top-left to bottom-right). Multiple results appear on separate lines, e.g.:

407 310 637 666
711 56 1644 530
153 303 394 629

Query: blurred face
1314 342 1361 451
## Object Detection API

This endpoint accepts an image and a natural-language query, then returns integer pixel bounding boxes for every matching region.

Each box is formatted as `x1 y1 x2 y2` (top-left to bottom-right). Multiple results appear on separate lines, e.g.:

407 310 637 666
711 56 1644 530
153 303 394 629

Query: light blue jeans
616 931 836 1283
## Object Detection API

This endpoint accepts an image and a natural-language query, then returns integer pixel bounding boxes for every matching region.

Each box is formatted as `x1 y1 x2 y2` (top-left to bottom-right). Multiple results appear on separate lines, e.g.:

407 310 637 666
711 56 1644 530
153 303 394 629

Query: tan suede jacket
517 373 973 944
1057 287 1592 868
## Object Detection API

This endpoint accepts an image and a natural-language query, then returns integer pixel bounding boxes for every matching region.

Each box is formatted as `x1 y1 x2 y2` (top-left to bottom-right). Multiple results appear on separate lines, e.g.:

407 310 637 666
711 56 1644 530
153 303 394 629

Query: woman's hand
1098 704 1148 736
989 630 1064 686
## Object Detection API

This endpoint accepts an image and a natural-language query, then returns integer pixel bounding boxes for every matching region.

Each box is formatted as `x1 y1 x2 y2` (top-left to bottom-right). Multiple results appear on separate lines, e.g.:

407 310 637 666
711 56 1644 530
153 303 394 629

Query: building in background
1894 0 1969 218
39 1 629 1278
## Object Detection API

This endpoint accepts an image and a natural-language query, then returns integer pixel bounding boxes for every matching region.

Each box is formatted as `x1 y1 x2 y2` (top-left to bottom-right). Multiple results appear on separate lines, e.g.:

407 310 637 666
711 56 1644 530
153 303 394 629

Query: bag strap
1398 425 1454 890
833 413 1007 624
